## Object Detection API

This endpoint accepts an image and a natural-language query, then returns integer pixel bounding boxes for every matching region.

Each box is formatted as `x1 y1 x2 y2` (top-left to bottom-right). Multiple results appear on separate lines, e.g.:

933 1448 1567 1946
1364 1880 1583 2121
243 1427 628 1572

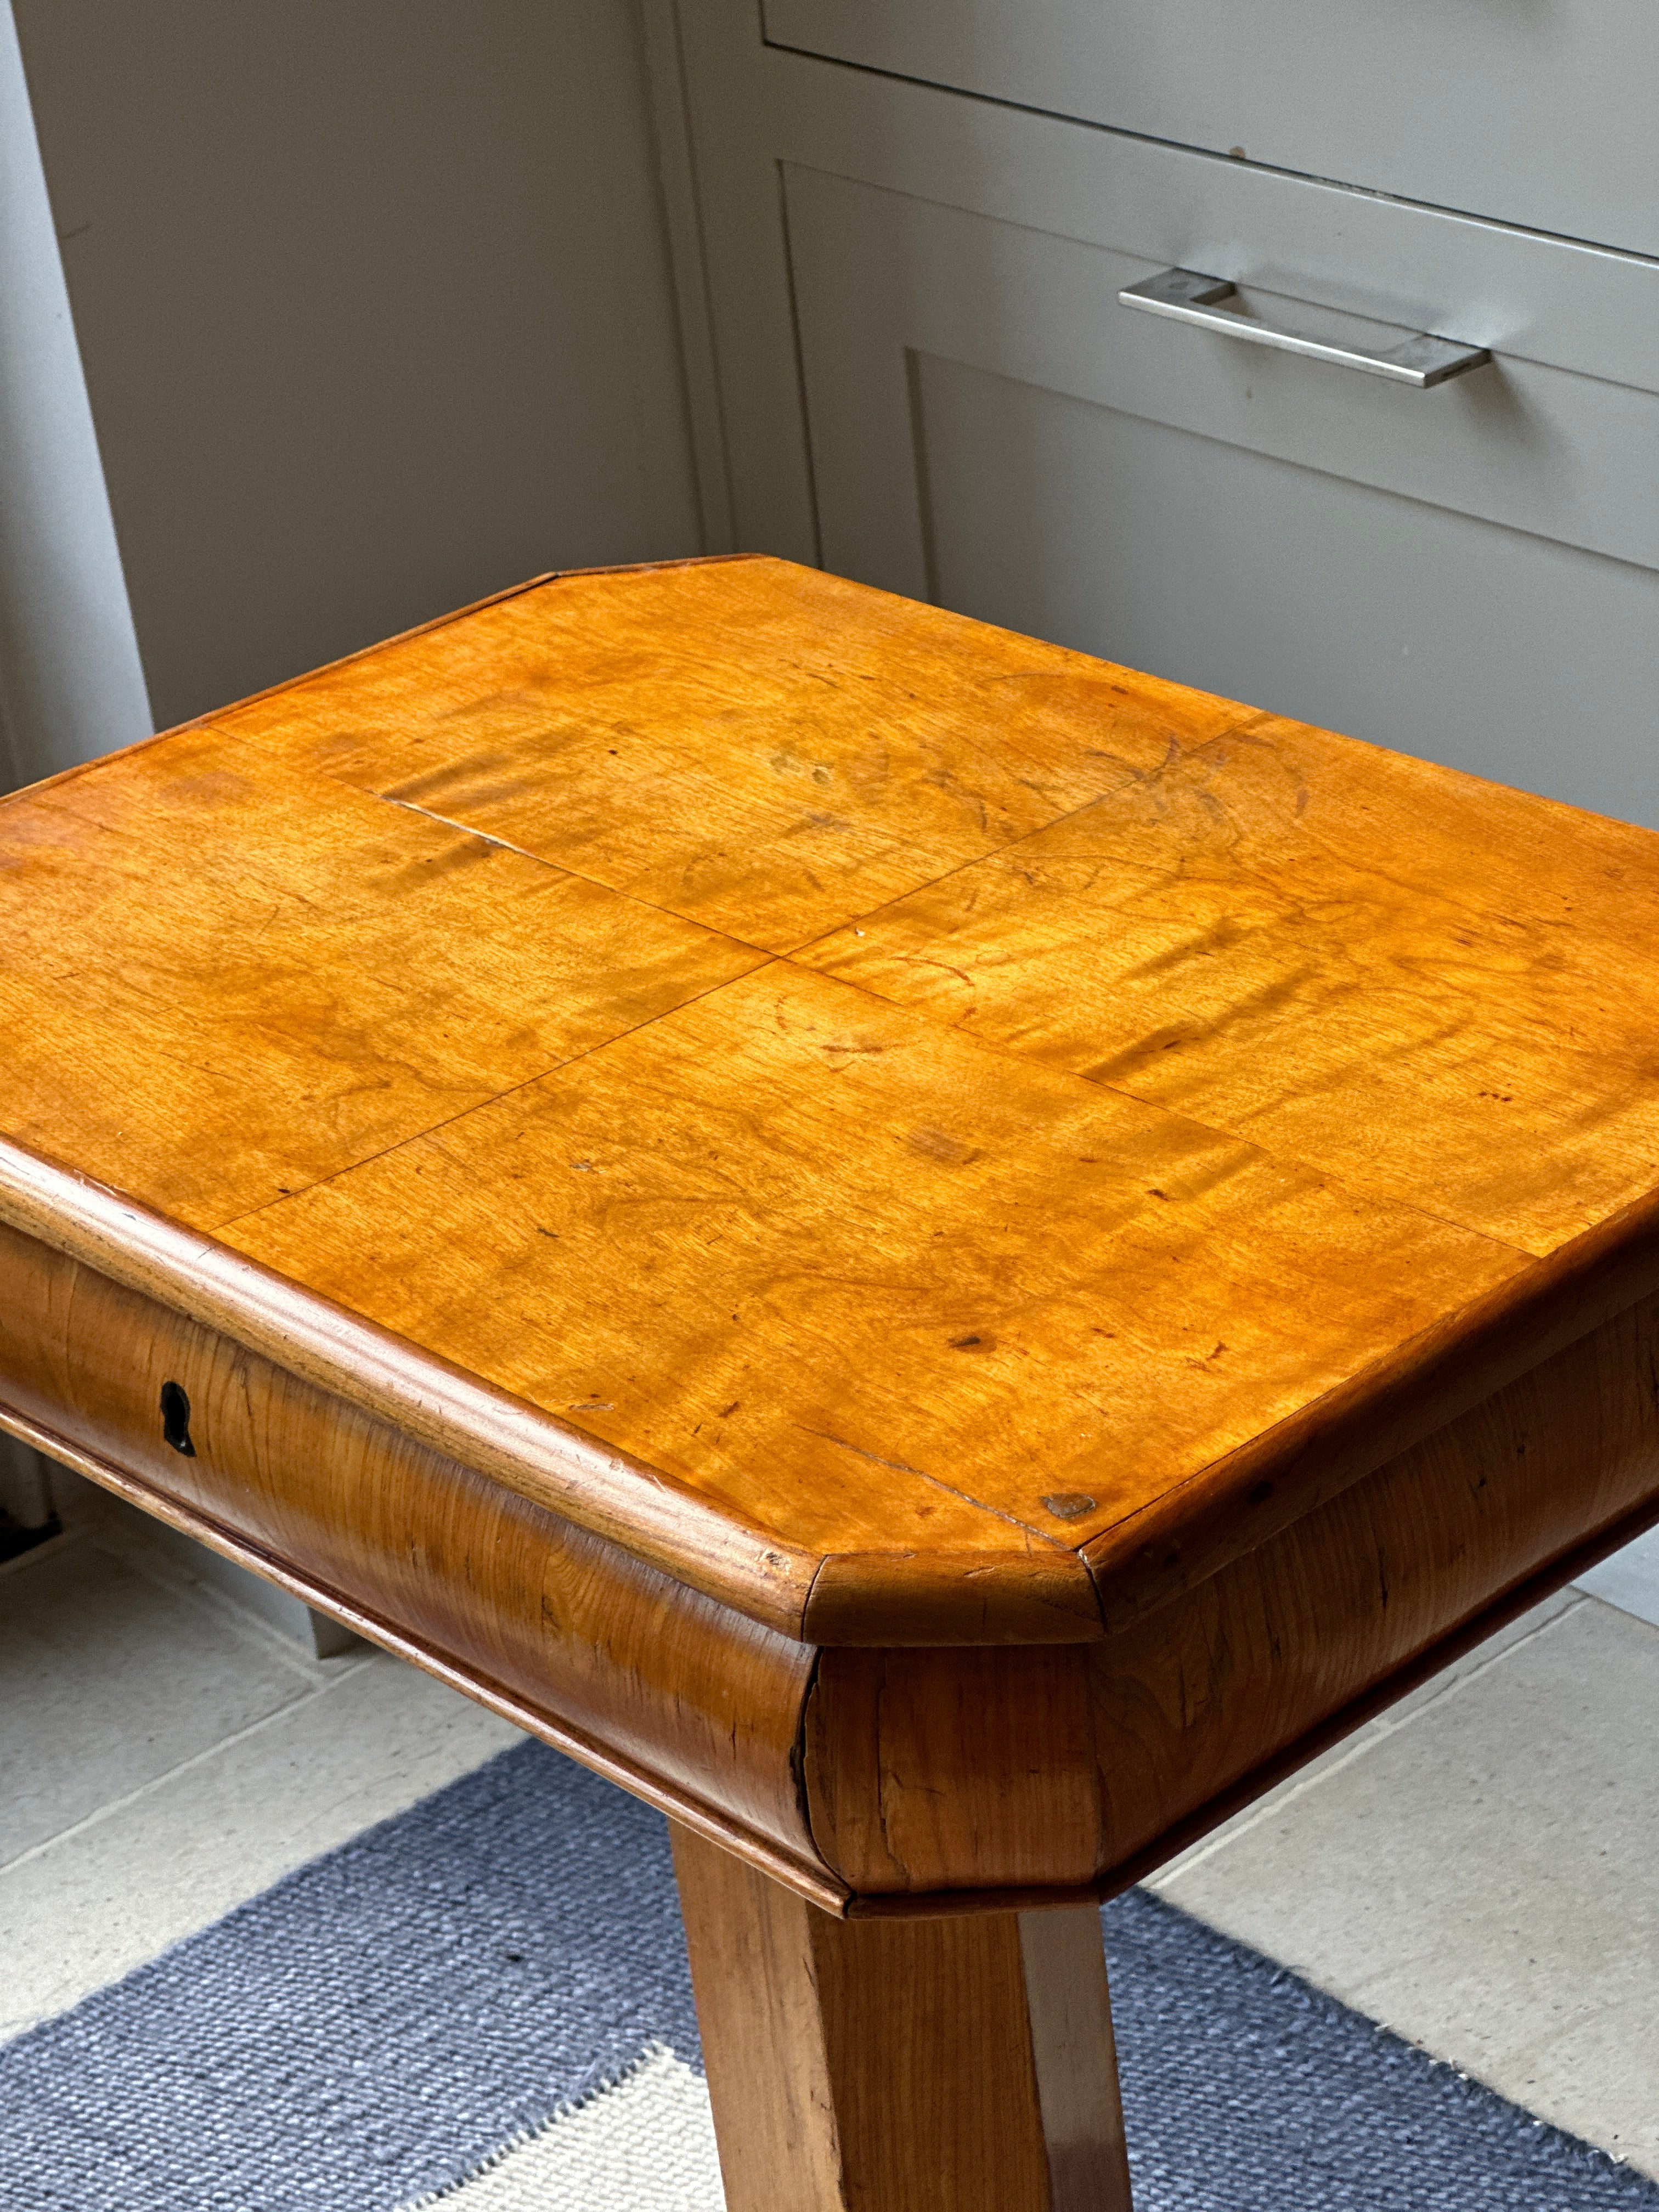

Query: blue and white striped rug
2 1739 1652 2210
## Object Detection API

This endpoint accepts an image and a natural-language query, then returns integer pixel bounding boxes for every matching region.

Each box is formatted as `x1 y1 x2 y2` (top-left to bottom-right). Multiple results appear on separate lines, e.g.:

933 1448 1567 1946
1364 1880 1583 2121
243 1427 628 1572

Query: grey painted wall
14 0 704 732
0 1 151 788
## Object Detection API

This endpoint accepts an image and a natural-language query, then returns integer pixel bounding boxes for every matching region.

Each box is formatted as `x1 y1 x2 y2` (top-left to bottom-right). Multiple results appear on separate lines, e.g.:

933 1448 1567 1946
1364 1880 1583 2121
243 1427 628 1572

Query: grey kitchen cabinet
657 3 1659 823
764 1 1659 261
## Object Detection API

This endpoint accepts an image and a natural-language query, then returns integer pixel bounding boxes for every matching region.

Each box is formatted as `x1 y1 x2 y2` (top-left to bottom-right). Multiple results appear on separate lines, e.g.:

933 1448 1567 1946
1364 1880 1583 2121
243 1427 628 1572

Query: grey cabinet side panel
673 0 821 561
0 0 150 786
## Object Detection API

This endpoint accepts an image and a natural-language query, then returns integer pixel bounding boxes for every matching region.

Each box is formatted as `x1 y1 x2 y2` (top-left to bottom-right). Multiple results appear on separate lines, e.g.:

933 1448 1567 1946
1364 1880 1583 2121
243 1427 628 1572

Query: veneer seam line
190 799 1529 1299
368 789 781 960
793 1423 1071 1553
207 955 785 1233
0 1134 1090 1639
263 631 1270 984
0 1131 822 1638
343 764 1111 966
771 723 1262 966
771 950 1535 1263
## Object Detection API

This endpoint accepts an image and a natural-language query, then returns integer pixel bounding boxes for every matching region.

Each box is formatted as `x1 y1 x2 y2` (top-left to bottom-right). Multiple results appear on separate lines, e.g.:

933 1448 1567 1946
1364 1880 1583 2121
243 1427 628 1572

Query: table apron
6 1215 1657 1911
0 1217 837 1906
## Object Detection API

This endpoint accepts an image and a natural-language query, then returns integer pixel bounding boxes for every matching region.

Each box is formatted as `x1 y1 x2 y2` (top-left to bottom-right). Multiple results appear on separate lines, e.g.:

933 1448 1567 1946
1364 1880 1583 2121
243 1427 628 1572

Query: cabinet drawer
783 156 1659 825
0 1212 819 1864
765 1 1659 258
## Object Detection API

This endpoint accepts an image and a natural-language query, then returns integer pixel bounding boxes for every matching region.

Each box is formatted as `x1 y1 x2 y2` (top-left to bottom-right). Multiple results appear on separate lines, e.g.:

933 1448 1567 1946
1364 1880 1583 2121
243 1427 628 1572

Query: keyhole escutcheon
160 1379 196 1457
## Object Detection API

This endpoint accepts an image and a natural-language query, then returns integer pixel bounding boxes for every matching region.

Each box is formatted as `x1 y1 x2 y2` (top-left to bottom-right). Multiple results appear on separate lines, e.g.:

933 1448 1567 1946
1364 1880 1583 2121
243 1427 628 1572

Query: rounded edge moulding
5 1129 1659 1655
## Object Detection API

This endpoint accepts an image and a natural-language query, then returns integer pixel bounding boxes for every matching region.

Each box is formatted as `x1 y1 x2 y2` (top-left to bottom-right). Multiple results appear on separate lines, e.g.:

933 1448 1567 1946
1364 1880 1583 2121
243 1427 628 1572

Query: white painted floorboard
1577 1522 1659 1630
1152 1591 1659 2178
0 1486 518 2040
2 1527 340 1861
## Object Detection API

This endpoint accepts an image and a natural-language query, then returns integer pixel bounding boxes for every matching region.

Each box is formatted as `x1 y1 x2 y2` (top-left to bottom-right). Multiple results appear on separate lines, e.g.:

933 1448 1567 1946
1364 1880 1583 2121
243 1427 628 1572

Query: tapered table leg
672 1827 1133 2211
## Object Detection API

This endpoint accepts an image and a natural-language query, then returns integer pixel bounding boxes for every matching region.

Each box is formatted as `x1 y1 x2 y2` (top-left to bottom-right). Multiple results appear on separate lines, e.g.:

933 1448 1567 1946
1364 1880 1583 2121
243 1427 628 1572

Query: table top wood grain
5 554 1659 1651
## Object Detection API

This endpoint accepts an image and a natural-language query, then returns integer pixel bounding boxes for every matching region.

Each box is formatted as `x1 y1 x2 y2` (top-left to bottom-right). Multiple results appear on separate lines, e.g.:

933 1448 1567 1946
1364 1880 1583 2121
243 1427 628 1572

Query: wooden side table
3 556 1657 2210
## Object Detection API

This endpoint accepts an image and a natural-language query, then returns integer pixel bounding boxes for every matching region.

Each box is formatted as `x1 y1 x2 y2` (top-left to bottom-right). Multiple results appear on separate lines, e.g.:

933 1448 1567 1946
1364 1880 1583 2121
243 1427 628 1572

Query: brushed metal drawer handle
1119 268 1491 388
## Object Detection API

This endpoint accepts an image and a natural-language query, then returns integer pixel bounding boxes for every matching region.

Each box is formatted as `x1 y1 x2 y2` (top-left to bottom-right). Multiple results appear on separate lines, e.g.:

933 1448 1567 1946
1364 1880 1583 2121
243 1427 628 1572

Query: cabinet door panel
916 356 1657 829
765 0 1659 259
786 168 1659 826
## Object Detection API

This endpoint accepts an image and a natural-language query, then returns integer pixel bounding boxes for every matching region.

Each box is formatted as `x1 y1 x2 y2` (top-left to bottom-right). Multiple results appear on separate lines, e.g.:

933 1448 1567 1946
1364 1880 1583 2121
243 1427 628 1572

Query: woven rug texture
1 1738 1652 2210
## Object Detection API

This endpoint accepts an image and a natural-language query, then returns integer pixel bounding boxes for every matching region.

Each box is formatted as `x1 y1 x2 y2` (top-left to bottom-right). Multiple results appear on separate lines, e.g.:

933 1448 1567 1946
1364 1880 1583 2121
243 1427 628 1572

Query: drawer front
0 1216 821 1874
783 157 1659 825
765 0 1659 258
